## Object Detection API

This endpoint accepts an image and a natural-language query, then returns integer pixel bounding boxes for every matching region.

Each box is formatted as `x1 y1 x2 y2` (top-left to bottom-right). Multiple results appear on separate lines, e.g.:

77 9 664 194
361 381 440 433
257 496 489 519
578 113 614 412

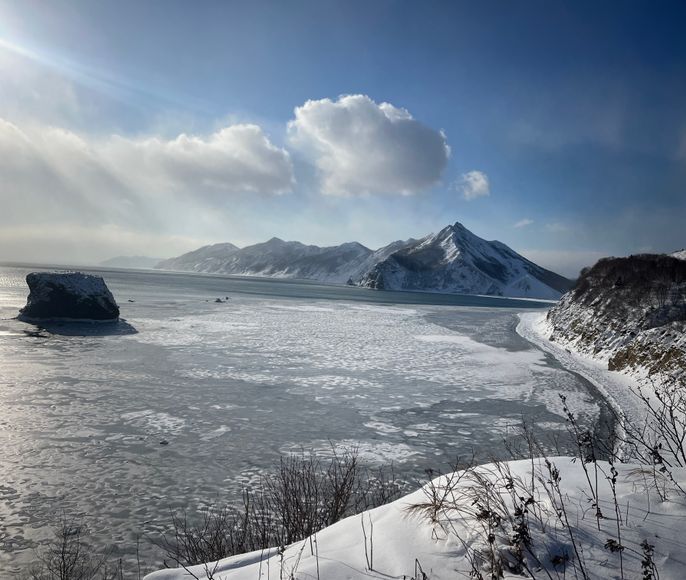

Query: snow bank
145 457 686 580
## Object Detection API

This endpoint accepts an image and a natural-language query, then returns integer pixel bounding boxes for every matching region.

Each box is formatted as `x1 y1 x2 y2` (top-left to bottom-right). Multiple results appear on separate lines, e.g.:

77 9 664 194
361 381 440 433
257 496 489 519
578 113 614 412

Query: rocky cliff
546 254 686 384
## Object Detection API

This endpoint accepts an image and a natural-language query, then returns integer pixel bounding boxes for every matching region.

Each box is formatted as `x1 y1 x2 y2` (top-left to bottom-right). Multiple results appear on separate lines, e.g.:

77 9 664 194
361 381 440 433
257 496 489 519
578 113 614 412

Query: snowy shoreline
516 311 647 456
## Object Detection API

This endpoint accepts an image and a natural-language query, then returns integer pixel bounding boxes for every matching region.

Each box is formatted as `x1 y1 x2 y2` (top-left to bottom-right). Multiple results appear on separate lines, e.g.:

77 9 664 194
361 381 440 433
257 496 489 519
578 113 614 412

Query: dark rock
19 272 120 322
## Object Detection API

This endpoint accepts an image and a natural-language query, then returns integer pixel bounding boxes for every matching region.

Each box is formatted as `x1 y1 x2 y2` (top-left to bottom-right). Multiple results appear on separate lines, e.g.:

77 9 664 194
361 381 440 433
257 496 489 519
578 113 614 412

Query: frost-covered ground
0 266 605 574
517 312 646 450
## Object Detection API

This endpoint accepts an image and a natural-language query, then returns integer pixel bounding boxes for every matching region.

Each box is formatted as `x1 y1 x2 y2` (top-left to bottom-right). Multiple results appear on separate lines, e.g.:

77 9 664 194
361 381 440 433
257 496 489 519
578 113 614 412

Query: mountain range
154 222 572 299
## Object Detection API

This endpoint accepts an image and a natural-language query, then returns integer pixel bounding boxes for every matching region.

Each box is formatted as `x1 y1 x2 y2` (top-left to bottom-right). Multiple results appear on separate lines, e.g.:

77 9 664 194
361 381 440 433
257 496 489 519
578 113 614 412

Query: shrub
154 447 404 576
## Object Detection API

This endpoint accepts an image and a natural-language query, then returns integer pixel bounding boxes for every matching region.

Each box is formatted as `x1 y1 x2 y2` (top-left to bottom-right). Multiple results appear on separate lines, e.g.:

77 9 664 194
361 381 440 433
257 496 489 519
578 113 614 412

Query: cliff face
546 255 686 384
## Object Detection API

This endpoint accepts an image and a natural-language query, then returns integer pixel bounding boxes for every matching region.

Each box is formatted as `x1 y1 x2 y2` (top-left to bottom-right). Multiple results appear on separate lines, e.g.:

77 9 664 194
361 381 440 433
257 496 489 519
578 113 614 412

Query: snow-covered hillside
545 254 686 385
356 222 571 299
162 238 374 283
145 457 686 580
155 223 571 299
155 243 241 273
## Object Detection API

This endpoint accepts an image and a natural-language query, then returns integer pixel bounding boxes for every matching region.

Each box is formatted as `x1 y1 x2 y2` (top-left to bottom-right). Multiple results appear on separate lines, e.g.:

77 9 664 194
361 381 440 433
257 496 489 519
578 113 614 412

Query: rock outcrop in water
19 272 120 322
546 254 686 383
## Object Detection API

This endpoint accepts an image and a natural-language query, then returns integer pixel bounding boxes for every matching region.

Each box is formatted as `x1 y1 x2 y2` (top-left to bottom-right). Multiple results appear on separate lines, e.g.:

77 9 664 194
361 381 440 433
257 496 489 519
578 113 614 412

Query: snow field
145 457 686 580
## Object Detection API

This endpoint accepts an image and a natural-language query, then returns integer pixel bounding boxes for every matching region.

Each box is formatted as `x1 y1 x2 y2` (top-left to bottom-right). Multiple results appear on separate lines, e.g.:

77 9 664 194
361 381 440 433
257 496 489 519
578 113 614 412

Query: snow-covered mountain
157 239 373 283
155 243 241 273
355 222 572 299
155 222 572 299
672 249 686 260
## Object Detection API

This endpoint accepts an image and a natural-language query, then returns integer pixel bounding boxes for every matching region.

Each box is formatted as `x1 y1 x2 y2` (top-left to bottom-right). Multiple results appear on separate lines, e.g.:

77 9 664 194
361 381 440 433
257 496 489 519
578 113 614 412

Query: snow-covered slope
145 457 686 580
672 249 686 260
189 238 374 283
356 222 572 299
155 243 240 273
545 254 686 385
155 224 571 299
156 239 371 283
344 237 418 283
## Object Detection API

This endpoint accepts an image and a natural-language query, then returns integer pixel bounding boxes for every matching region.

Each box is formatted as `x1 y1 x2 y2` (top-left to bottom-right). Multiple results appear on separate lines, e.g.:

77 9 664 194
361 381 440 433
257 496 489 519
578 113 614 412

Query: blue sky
0 0 684 276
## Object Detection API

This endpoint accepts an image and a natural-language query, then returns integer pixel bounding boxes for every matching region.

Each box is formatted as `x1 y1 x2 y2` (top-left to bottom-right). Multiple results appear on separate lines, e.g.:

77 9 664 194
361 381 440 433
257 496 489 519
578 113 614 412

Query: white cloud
105 124 294 197
0 118 295 262
287 94 450 196
0 118 294 226
513 218 534 228
456 170 490 200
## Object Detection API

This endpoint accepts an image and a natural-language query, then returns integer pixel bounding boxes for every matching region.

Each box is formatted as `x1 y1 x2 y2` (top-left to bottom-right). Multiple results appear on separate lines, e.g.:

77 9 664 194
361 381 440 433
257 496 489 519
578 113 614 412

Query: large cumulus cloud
287 94 450 196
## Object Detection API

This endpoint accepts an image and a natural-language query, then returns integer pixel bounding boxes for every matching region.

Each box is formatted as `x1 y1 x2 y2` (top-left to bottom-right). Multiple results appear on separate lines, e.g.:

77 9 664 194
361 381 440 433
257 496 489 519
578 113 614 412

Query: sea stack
19 272 120 322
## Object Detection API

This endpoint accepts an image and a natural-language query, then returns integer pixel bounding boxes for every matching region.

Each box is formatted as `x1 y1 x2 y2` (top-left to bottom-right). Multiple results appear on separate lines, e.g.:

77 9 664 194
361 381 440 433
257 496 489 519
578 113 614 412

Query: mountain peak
358 221 572 298
433 221 471 240
156 223 571 299
338 241 371 252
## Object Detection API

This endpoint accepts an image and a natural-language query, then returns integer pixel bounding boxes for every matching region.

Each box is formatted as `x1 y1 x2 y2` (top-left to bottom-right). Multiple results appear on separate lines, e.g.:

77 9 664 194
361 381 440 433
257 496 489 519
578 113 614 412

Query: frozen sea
0 264 612 574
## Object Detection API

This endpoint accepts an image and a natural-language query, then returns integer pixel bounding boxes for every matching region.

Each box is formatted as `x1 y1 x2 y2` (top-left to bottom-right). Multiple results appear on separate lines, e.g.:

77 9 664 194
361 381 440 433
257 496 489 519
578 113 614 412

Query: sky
0 0 684 277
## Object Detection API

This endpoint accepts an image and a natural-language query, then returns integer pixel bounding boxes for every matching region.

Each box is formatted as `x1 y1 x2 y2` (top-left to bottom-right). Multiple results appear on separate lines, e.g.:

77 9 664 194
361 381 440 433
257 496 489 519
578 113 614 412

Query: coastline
516 311 646 458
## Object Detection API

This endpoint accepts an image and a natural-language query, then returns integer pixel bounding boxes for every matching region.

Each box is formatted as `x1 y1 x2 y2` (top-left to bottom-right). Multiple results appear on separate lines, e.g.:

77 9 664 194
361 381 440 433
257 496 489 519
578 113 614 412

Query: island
18 272 120 322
